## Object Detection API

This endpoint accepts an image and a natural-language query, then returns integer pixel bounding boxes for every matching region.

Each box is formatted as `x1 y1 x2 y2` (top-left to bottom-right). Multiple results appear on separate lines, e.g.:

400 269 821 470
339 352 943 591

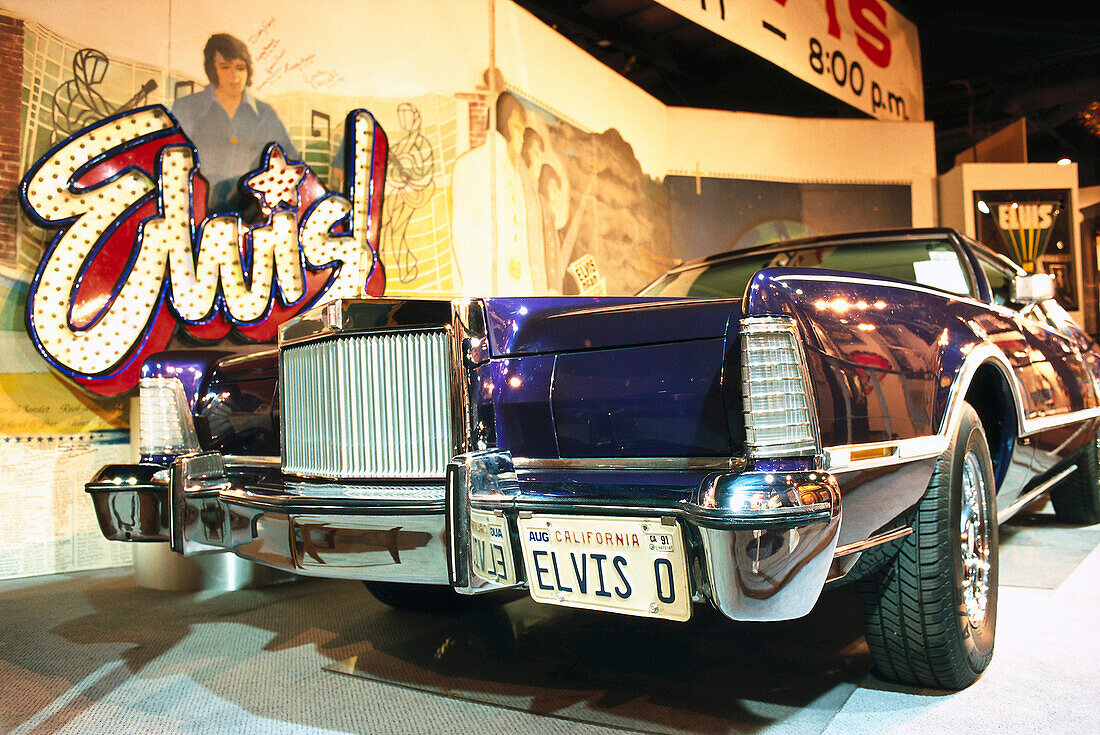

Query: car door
973 248 1098 474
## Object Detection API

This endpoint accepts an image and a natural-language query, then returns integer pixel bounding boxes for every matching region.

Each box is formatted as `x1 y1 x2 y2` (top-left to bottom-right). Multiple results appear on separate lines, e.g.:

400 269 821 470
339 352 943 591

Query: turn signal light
139 377 200 456
741 316 820 458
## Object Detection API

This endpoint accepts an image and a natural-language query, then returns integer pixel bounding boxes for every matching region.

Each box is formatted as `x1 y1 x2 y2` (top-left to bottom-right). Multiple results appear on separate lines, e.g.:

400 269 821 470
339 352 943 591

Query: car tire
362 581 505 613
855 402 998 690
1050 422 1100 524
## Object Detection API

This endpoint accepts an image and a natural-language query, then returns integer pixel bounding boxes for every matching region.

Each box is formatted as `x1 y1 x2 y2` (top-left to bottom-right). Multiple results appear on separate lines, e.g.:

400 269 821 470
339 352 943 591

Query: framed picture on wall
973 189 1076 310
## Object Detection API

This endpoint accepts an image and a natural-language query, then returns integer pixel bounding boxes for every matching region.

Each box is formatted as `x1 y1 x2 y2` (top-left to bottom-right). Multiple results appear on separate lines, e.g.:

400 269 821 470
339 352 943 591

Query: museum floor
1 501 1097 735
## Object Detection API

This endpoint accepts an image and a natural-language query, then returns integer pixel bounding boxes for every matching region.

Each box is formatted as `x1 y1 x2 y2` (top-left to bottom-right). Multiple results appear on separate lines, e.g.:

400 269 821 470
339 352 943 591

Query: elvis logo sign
20 105 388 396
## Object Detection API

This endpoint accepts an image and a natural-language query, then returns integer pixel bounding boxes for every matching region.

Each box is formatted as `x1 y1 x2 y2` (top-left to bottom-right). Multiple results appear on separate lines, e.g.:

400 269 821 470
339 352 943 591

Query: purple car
87 227 1100 690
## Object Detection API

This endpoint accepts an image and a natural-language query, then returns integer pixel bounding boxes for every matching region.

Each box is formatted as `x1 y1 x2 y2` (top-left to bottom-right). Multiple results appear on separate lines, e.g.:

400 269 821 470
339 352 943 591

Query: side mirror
1012 273 1055 304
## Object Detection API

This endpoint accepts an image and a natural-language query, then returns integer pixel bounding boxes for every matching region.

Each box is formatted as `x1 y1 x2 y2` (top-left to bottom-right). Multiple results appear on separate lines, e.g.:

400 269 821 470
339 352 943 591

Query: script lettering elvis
20 105 388 395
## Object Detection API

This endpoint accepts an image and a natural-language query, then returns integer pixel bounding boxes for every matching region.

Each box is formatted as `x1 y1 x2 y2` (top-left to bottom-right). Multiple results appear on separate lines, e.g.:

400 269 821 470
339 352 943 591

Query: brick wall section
456 91 490 149
0 15 24 265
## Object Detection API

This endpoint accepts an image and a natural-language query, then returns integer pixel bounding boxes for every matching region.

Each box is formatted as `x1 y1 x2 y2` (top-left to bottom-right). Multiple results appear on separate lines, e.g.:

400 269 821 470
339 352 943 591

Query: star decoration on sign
244 144 306 213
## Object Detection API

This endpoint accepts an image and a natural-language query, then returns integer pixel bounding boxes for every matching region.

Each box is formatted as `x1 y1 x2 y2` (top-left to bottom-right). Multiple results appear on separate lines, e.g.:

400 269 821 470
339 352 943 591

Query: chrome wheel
960 449 992 626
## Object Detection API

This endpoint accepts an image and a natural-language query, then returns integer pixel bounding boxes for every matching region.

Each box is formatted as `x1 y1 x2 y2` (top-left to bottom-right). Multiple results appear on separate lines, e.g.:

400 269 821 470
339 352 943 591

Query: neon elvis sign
21 106 388 395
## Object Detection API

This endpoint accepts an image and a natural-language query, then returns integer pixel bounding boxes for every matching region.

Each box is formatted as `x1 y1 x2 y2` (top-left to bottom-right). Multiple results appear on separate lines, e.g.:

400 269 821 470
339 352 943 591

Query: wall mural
51 48 158 144
451 89 676 297
380 103 437 284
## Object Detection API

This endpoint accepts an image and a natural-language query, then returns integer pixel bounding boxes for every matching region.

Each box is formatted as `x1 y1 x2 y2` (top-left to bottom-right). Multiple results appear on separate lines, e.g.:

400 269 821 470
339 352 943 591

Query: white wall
496 1 937 225
667 107 937 225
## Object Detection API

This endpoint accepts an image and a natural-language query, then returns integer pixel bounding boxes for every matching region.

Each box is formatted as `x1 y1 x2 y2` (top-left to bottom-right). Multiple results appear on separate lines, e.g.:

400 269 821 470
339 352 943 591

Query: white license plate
470 509 516 585
517 514 691 621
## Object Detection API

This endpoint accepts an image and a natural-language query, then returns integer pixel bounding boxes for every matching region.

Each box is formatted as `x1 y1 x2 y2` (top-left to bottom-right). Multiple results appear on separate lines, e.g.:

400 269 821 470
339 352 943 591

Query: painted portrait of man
172 33 298 217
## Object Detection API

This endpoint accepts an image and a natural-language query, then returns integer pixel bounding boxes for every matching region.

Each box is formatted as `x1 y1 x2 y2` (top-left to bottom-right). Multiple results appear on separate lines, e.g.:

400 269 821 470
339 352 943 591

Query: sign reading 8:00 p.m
656 0 923 122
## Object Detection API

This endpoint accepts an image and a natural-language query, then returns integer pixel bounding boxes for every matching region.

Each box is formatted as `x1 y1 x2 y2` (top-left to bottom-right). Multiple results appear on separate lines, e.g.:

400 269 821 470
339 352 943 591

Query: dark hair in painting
203 33 253 87
496 92 526 138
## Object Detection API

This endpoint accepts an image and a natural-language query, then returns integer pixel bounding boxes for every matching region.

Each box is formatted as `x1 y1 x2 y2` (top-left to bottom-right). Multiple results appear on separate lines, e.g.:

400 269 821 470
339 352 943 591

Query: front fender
744 267 987 446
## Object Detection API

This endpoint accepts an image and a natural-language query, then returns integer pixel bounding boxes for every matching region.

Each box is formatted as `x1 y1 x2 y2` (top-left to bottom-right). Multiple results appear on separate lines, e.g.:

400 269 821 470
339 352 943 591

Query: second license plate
469 509 516 585
517 514 691 621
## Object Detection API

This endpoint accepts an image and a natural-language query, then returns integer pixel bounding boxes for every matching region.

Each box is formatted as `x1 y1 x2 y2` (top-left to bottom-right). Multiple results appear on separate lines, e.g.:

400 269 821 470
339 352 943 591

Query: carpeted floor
1 504 1097 735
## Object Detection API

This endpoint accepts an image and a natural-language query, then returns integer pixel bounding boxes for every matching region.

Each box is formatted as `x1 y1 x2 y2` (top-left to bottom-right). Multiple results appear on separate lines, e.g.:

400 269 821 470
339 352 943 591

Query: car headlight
741 316 820 458
139 377 200 456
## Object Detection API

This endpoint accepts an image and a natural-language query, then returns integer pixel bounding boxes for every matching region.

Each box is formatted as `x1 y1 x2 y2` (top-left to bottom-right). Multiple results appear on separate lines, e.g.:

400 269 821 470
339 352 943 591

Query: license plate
469 509 516 585
517 514 691 621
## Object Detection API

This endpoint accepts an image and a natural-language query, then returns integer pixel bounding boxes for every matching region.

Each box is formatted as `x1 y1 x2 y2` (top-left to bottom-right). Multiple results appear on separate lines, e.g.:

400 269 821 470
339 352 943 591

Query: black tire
855 402 998 689
363 581 505 613
1050 422 1100 524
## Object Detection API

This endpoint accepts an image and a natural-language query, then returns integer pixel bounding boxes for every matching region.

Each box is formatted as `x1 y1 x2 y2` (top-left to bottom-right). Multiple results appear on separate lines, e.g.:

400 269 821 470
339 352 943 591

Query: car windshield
641 237 975 299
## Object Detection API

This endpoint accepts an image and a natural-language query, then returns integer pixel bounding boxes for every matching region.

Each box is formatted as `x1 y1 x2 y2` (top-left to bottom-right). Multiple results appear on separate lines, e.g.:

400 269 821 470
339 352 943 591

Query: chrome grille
281 330 453 478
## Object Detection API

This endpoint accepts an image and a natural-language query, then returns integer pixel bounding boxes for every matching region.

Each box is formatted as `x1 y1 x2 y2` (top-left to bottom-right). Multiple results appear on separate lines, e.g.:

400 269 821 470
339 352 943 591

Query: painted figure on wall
450 86 671 296
381 103 437 284
496 93 547 293
451 92 538 295
50 48 158 144
172 33 298 217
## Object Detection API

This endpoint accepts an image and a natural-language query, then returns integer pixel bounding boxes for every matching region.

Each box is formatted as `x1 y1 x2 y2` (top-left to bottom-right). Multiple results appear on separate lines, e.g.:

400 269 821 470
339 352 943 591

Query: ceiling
513 0 1100 187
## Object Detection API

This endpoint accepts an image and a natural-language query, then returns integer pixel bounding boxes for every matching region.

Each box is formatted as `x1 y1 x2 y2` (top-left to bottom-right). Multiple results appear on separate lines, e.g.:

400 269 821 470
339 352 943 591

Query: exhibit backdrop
0 0 935 579
973 189 1077 308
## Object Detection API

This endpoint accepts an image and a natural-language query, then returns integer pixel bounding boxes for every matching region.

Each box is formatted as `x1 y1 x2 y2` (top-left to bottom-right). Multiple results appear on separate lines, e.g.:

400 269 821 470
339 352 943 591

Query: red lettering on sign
850 0 891 68
824 0 841 39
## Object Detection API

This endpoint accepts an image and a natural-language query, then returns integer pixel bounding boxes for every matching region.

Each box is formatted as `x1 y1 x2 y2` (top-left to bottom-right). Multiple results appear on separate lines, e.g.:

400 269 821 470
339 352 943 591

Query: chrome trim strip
1022 408 1100 435
773 273 983 305
996 465 1077 524
218 487 445 514
281 481 446 501
513 499 694 517
512 456 748 471
280 469 446 482
224 455 281 468
217 349 279 369
834 526 913 558
278 298 456 347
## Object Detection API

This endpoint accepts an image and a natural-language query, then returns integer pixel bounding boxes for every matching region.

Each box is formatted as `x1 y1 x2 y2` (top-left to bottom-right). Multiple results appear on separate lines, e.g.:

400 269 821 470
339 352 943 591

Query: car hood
483 296 742 356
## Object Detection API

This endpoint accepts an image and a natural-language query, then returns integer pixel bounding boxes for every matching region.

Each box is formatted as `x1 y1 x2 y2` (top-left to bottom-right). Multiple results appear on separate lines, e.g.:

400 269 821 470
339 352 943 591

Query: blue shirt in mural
172 85 298 214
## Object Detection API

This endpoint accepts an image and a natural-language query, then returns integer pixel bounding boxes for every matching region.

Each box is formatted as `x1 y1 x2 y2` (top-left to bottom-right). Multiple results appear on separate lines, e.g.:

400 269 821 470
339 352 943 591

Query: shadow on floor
24 504 1096 734
329 585 873 734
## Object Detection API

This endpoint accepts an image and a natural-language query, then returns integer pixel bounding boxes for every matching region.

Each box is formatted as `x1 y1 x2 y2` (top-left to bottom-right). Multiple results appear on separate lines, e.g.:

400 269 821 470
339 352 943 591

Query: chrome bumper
87 450 841 621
